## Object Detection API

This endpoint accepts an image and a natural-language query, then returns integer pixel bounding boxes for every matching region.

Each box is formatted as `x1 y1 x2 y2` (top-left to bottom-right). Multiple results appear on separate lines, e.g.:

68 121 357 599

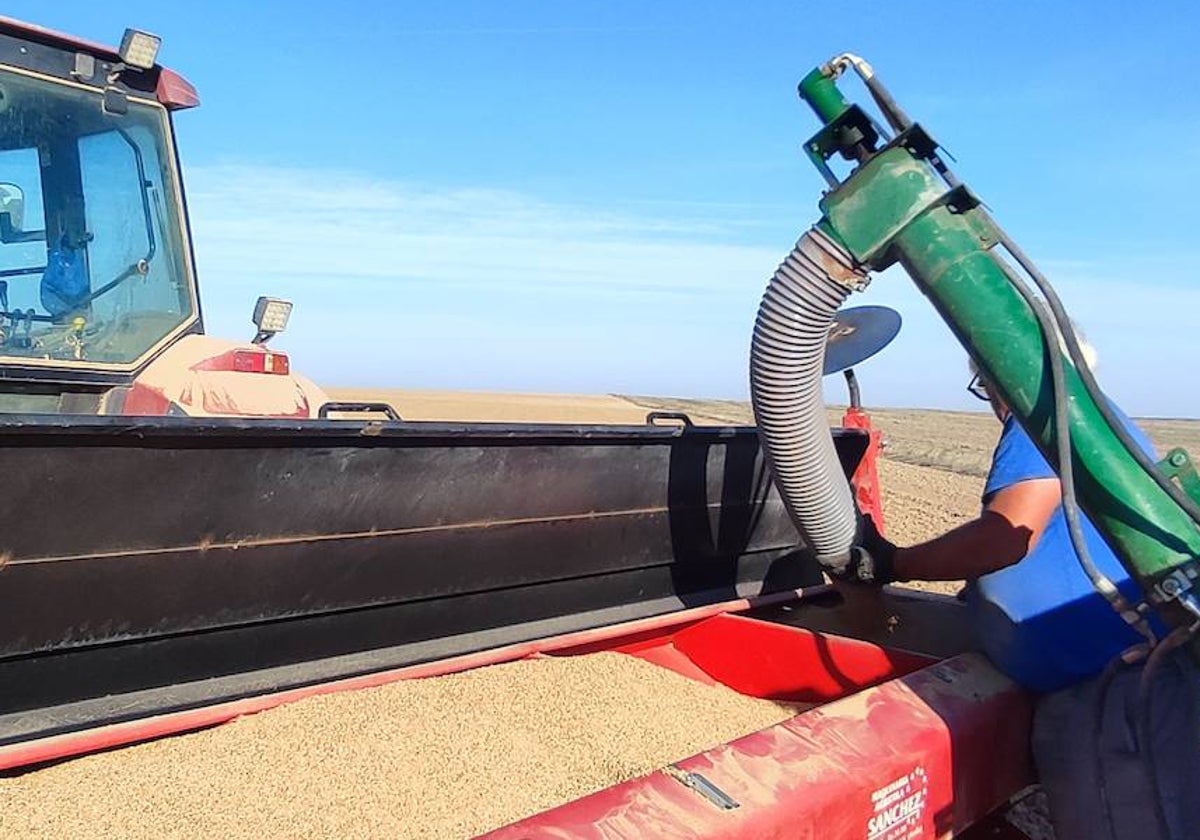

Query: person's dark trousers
1032 646 1200 840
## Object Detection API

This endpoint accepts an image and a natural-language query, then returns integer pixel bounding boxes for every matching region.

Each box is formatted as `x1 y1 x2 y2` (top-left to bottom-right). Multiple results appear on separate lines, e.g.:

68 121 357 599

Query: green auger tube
796 58 1200 633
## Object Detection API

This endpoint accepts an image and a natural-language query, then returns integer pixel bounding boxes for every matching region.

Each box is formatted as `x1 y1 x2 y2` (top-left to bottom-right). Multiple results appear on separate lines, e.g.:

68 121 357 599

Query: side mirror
251 296 293 345
0 183 24 243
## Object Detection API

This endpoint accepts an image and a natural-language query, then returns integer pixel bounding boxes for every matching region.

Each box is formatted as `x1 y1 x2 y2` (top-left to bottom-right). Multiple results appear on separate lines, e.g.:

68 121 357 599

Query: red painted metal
123 335 315 418
623 612 934 702
616 638 721 687
483 653 1033 840
0 15 121 61
557 612 931 699
121 381 172 415
0 588 815 773
553 612 932 700
843 404 887 534
4 587 1034 837
156 68 200 110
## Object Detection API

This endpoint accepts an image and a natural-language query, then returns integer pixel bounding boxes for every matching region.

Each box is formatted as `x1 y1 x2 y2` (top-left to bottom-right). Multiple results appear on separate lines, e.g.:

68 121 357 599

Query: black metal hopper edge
0 413 774 439
0 414 869 747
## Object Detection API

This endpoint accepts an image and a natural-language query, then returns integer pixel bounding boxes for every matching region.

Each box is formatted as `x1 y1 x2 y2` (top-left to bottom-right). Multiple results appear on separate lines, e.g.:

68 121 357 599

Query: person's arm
890 478 1062 581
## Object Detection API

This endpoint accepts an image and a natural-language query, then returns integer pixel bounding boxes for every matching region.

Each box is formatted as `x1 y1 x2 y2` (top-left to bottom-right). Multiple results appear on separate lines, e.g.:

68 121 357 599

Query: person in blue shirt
839 341 1154 693
835 340 1200 839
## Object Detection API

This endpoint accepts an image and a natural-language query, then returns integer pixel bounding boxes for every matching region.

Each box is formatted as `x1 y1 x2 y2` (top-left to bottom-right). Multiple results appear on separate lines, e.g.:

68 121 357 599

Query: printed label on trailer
866 766 929 840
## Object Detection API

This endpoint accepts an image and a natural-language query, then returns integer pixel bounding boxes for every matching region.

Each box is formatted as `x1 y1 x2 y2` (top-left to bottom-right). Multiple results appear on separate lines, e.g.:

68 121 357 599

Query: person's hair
968 323 1098 378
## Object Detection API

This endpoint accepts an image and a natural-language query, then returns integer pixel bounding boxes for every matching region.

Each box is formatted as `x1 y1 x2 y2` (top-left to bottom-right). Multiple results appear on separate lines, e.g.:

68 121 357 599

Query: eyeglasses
967 374 990 402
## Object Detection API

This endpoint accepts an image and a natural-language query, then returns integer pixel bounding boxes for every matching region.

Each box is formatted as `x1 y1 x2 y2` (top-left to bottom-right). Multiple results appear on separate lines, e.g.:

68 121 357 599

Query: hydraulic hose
990 257 1154 641
903 111 1200 535
751 227 867 567
876 82 1188 625
993 224 1200 533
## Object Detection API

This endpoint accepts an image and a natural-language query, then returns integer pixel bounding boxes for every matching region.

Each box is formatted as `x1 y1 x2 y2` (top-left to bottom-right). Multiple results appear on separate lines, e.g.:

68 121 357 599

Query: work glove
826 513 898 586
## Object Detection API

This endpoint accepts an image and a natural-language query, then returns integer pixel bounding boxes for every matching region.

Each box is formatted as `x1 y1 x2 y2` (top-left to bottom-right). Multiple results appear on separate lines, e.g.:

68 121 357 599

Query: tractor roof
0 15 198 110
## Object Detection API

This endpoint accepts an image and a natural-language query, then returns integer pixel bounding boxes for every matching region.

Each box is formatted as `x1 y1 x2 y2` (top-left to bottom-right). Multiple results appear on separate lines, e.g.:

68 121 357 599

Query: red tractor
0 19 327 417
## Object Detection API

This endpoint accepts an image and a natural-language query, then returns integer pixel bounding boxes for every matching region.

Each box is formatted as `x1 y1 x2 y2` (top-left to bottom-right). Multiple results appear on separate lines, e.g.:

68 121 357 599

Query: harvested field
875 457 984 598
623 396 1200 478
1 653 800 840
841 406 1200 478
324 388 653 425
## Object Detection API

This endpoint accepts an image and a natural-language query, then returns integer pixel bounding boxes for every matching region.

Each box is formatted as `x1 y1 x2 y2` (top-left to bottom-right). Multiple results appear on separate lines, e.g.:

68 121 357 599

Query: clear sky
10 2 1199 415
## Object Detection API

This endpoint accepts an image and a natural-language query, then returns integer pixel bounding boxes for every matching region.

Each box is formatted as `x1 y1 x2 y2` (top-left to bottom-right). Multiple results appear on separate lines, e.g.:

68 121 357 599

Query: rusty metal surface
800 226 870 291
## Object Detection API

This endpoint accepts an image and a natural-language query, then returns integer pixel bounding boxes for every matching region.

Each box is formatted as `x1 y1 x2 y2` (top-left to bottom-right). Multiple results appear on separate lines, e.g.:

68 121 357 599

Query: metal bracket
1146 449 1200 617
71 53 97 82
645 411 694 428
803 104 883 188
1150 565 1200 628
102 87 129 115
1158 448 1200 507
664 765 740 810
317 402 401 421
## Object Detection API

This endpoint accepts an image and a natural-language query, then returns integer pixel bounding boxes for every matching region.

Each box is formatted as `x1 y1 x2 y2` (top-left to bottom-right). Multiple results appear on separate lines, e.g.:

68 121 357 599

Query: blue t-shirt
965 412 1158 693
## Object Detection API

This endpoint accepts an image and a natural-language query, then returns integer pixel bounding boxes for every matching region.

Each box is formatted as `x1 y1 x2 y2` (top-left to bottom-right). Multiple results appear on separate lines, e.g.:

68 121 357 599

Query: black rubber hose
913 122 1200 530
751 228 866 567
992 259 1129 612
908 122 1165 623
993 226 1200 530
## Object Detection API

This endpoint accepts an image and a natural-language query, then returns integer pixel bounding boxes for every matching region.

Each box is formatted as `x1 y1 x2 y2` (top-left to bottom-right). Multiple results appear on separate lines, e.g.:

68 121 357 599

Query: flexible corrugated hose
751 227 867 568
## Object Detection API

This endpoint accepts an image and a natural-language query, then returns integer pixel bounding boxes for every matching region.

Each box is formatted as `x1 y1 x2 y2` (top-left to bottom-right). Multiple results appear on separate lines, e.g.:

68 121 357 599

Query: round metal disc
823 305 902 376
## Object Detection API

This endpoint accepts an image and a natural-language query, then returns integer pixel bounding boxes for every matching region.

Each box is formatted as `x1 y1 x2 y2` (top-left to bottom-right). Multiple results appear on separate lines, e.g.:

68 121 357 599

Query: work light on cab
252 296 293 345
118 28 160 70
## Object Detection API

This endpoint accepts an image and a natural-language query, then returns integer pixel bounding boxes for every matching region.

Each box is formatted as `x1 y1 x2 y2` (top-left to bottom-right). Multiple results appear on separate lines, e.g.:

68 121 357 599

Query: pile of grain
1 653 798 839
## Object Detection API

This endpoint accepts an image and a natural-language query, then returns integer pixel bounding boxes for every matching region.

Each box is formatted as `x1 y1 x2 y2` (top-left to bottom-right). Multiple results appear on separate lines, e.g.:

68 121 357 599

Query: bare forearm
892 511 1034 582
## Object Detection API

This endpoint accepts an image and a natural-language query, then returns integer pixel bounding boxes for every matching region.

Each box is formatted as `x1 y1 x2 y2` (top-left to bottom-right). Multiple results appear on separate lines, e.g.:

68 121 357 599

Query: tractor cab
0 20 326 417
0 66 199 384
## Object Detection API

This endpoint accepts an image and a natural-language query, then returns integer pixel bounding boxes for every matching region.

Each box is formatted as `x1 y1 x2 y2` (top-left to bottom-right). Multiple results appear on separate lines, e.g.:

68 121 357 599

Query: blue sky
11 2 1199 415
